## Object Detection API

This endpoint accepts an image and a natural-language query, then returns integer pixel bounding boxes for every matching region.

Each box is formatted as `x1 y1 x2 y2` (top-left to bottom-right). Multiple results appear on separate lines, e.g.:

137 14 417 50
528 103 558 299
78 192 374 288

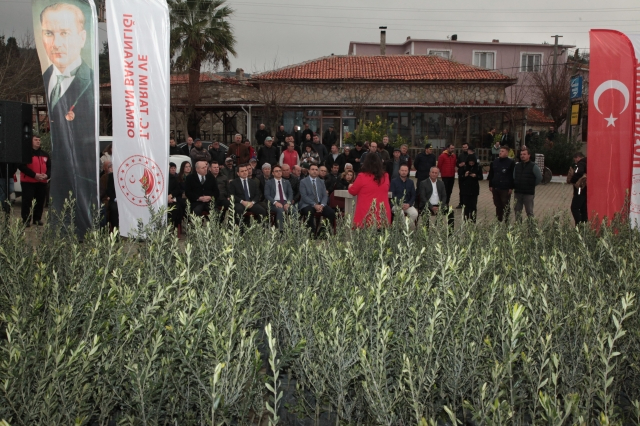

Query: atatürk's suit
43 61 97 238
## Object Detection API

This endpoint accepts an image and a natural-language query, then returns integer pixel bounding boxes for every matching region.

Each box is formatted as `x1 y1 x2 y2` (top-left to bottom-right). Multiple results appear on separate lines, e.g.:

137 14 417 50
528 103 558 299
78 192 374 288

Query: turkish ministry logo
593 79 630 127
117 155 165 206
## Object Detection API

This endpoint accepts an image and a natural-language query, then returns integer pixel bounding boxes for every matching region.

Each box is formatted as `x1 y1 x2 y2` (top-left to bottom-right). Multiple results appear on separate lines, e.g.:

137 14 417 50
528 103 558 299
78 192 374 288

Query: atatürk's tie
243 179 250 200
49 75 66 110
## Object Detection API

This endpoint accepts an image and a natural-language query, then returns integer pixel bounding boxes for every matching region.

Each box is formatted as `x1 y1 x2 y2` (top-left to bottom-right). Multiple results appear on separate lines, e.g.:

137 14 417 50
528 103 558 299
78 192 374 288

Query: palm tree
169 0 236 139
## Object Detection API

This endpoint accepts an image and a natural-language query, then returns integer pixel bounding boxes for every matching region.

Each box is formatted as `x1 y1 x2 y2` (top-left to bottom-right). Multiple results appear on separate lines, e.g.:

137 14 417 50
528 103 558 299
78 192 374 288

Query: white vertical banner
627 34 640 228
106 0 169 236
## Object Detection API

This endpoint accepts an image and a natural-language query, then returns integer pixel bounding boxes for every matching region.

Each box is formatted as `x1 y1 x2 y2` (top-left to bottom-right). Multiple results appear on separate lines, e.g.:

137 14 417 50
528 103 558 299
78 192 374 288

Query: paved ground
6 180 575 235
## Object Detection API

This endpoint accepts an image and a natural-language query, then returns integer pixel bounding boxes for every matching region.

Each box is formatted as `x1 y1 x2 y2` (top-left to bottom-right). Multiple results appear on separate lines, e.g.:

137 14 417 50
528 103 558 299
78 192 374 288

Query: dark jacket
483 132 495 148
570 158 587 184
212 173 229 199
349 148 366 173
257 145 281 168
488 157 515 190
275 130 288 146
228 177 261 203
414 152 437 181
301 128 314 142
418 178 447 209
190 146 211 163
208 146 227 165
169 145 183 156
323 174 337 194
513 160 542 195
282 175 300 203
325 153 347 173
255 128 269 145
311 142 328 165
459 159 483 197
457 151 469 174
390 177 416 207
335 178 351 191
168 173 182 200
185 172 220 205
322 130 338 150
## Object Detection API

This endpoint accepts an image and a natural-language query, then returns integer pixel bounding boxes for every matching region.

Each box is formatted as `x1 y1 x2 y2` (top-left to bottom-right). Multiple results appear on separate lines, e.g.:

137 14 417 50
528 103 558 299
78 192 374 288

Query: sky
1 0 639 73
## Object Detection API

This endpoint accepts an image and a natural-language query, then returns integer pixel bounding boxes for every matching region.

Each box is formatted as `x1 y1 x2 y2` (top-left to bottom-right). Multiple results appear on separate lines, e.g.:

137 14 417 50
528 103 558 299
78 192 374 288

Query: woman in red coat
348 153 391 228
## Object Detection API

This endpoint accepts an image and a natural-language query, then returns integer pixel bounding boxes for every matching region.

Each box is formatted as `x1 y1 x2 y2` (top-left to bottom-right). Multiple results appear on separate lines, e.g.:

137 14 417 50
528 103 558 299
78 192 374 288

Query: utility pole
551 35 563 87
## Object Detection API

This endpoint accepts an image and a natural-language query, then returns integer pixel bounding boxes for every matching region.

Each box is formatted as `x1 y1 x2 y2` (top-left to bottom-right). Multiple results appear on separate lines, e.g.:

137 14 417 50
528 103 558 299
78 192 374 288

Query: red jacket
437 151 457 177
19 148 50 184
348 172 391 228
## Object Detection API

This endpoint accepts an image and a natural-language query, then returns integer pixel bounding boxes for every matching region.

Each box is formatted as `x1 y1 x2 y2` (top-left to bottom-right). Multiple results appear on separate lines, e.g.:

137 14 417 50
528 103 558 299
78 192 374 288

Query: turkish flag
588 30 636 224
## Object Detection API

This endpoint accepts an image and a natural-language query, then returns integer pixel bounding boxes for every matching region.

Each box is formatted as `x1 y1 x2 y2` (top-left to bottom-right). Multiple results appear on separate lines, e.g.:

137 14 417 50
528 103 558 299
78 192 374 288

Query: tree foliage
0 35 44 102
168 0 237 138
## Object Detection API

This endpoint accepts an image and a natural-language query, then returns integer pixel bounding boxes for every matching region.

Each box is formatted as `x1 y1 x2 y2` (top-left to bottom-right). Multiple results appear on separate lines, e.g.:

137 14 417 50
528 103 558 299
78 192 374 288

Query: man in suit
264 164 294 230
299 164 336 232
418 167 447 215
40 2 97 238
227 163 267 224
185 160 220 217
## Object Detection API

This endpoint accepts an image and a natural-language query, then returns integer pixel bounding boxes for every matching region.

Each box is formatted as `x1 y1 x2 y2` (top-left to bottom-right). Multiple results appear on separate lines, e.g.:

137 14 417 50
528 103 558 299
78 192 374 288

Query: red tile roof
253 55 514 82
527 108 554 124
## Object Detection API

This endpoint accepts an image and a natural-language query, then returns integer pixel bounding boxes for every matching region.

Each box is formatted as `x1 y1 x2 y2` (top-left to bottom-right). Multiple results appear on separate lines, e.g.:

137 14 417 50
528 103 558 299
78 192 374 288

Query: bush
528 131 584 175
2 209 640 425
344 116 405 147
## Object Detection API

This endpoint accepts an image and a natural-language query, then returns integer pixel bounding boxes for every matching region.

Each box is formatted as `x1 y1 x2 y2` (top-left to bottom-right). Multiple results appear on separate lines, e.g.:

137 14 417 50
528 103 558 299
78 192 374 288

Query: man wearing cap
190 138 211 163
414 143 437 187
323 125 338 152
221 157 236 182
258 136 280 169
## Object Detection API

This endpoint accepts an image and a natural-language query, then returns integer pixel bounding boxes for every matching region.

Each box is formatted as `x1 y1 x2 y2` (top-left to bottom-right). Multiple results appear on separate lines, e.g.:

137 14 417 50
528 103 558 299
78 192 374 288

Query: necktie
278 180 285 201
312 179 319 203
49 75 66 110
200 175 204 184
243 179 250 200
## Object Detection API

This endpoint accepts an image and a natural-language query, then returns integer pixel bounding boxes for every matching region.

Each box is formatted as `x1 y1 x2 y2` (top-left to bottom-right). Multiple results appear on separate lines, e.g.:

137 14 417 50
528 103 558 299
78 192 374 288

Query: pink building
348 34 575 105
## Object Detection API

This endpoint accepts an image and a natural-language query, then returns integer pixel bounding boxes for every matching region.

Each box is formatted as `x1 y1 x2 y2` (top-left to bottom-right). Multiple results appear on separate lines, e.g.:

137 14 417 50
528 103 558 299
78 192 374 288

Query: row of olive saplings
0 237 270 426
259 237 640 425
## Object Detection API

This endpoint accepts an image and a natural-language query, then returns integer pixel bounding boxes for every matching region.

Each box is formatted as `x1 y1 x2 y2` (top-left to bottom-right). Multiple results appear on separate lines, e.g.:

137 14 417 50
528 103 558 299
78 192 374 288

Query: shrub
2 209 640 424
527 131 584 174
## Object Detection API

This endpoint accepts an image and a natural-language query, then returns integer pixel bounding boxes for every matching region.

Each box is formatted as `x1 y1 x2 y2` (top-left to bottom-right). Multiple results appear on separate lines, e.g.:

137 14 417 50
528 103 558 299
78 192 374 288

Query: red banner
588 30 636 223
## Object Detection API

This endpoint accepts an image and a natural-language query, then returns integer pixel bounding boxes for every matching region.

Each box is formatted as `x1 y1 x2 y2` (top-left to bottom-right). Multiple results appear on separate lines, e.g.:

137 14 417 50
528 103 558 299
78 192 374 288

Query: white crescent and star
593 80 630 127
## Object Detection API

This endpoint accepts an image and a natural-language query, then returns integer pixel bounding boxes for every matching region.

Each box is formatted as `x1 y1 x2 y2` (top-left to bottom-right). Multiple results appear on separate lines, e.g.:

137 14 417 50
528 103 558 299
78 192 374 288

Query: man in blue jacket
390 164 418 229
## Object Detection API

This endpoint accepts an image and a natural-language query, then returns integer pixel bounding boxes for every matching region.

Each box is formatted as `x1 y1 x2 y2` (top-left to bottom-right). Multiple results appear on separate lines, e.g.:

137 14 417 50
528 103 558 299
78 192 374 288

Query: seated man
221 157 236 182
299 164 336 233
281 163 300 203
227 163 267 224
390 164 418 230
264 164 294 230
258 163 272 199
418 166 446 215
208 161 231 210
185 160 220 217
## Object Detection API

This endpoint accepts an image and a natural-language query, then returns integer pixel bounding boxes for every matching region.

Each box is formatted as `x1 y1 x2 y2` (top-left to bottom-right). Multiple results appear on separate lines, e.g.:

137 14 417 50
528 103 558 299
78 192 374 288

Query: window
473 51 495 69
521 53 542 72
427 49 451 59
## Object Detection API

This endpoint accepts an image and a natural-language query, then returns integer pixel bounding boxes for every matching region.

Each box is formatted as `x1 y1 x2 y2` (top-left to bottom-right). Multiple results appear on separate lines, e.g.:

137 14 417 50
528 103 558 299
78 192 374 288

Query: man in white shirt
418 167 447 215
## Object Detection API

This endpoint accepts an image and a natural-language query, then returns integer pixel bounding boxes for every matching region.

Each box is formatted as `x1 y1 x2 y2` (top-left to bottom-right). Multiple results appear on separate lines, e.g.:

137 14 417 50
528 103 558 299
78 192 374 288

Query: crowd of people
6 122 587 232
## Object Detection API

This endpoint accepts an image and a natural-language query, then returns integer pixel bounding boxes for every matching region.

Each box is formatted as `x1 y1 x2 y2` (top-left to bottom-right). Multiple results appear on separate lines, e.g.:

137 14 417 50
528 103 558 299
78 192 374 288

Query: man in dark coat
570 152 588 225
257 137 280 168
413 143 437 187
275 125 287 147
40 2 97 237
208 140 227 165
488 145 515 222
255 124 269 145
185 160 220 217
322 125 338 151
513 147 542 221
227 163 267 223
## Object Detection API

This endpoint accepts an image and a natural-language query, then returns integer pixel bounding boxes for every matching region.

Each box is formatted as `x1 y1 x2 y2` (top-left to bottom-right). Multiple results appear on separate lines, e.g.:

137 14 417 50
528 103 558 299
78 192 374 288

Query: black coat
414 152 437 181
168 173 183 199
488 157 515 190
208 146 227 165
255 129 269 145
228 177 261 203
325 153 347 173
459 163 483 196
185 172 220 205
257 145 281 168
283 175 300 202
